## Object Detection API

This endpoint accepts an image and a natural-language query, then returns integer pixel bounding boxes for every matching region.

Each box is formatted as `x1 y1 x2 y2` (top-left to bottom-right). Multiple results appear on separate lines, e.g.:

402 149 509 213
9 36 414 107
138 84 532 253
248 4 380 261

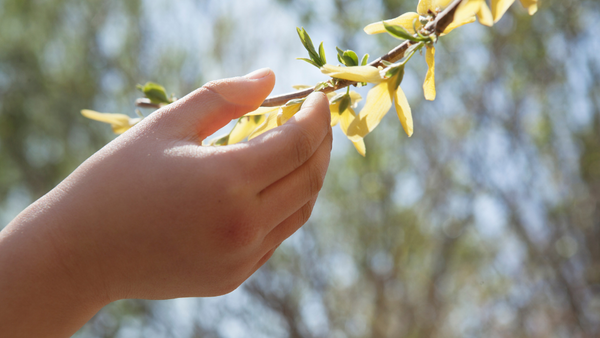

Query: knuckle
307 162 325 197
300 202 314 224
289 126 314 167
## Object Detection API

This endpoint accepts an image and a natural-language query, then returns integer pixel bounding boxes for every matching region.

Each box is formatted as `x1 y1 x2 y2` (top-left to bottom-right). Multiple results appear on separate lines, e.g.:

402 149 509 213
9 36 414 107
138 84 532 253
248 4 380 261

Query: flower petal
244 106 280 116
423 46 436 101
492 0 516 23
229 115 265 144
519 0 538 15
477 2 494 27
394 86 414 137
364 12 421 35
352 139 366 157
248 111 279 140
329 102 341 127
339 107 357 136
321 64 383 84
347 81 393 140
417 0 434 15
452 0 482 25
331 111 340 127
349 91 363 107
432 0 454 12
81 109 138 134
276 103 303 126
81 109 130 125
442 16 477 35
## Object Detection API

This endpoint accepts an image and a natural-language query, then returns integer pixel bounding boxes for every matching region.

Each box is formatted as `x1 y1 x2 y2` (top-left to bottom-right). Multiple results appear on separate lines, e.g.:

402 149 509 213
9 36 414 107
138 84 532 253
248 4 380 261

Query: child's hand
0 68 333 337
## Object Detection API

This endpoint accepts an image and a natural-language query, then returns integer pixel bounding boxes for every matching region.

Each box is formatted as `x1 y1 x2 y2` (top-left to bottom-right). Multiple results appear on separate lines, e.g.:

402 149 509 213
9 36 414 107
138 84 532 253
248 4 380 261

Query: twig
135 0 462 110
136 98 161 109
260 0 462 107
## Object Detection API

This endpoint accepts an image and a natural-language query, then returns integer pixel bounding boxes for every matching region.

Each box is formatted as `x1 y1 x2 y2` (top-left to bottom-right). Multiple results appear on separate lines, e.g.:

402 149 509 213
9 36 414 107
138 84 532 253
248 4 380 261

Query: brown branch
260 0 462 107
135 0 462 110
135 98 161 109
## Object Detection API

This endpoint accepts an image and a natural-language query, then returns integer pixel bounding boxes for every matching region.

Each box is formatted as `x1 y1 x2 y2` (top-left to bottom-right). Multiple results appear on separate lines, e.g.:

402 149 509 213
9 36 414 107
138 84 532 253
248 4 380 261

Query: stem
136 0 463 110
260 0 462 107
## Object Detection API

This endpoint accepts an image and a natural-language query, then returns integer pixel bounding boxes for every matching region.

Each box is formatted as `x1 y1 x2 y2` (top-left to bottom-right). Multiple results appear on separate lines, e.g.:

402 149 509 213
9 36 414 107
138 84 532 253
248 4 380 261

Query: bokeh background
1 0 600 337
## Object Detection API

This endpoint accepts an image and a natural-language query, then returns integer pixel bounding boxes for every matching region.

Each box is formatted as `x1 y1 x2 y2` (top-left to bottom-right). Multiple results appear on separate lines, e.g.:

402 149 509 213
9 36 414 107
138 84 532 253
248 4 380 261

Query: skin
0 68 333 338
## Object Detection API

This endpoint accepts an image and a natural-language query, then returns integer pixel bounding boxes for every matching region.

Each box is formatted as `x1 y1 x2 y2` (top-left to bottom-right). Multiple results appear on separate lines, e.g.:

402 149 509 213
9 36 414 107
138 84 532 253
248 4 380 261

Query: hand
0 68 333 337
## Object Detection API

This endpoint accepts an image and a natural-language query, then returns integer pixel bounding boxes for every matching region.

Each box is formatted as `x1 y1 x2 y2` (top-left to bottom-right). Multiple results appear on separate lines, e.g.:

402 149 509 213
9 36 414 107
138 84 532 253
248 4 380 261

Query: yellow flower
321 64 384 84
364 0 493 37
492 0 538 23
423 45 436 101
81 109 141 134
324 65 413 144
362 0 493 101
228 115 267 144
247 102 303 140
364 12 423 35
328 91 367 156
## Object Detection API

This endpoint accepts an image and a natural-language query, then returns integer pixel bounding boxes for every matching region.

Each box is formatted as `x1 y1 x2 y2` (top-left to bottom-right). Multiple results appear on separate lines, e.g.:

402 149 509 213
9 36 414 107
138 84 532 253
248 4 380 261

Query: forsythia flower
81 109 141 134
491 0 538 22
363 1 492 102
228 115 267 144
321 65 413 143
364 0 493 37
246 102 303 140
321 64 383 84
327 91 367 156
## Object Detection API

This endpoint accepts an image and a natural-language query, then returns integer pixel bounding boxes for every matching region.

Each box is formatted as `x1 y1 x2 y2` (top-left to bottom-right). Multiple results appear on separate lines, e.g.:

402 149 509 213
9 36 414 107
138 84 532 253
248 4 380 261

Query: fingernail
244 68 271 80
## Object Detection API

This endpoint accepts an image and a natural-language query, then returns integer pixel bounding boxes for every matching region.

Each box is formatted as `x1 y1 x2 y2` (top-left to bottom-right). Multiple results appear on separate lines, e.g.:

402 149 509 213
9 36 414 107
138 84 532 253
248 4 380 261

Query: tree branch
259 0 462 107
136 0 462 110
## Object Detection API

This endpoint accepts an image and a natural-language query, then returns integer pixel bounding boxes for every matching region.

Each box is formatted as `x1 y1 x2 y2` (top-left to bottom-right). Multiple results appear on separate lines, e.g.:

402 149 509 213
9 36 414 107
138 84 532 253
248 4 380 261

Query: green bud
137 82 171 104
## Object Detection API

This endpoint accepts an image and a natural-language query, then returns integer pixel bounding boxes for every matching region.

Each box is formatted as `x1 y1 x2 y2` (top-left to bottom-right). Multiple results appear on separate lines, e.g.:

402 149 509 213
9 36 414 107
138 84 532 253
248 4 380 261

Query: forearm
0 191 108 338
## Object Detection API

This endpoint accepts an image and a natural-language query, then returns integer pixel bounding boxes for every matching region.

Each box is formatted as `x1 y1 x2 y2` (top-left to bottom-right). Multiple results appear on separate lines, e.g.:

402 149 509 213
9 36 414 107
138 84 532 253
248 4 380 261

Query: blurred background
1 0 599 337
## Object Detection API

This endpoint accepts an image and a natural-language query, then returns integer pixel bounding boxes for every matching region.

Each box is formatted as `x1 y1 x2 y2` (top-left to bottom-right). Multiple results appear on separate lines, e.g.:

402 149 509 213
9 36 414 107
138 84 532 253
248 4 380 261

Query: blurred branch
260 0 462 107
135 98 161 109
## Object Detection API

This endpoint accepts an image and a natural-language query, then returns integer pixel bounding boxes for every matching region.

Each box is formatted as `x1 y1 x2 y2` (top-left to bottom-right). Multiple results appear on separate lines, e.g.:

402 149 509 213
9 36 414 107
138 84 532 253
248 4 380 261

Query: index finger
233 92 331 190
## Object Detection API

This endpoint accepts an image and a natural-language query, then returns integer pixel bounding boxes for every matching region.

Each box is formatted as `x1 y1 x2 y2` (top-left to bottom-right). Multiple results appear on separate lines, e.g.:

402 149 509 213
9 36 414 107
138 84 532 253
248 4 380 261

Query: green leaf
391 66 405 91
335 47 360 67
361 54 370 66
338 94 351 114
137 82 171 104
383 22 422 42
318 42 326 65
296 57 321 68
296 27 325 67
344 50 359 66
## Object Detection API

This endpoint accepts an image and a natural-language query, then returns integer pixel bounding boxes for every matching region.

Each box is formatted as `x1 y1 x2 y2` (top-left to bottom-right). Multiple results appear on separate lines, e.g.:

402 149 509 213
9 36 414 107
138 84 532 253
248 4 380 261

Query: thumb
158 68 276 141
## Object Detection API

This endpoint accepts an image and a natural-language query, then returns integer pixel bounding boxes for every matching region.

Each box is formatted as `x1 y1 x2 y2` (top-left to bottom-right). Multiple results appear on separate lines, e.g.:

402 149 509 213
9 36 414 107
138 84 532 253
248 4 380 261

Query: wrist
0 189 110 337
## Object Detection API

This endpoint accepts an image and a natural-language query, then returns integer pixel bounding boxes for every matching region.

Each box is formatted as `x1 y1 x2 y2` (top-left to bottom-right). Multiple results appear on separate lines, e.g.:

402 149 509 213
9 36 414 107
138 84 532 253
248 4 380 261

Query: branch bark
135 0 462 110
259 0 462 107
